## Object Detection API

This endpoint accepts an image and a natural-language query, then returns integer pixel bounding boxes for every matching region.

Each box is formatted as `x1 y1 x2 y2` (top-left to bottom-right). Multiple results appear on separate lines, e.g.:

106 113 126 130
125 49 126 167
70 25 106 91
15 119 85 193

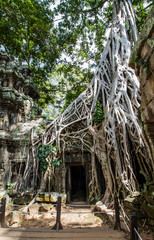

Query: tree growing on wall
16 0 153 202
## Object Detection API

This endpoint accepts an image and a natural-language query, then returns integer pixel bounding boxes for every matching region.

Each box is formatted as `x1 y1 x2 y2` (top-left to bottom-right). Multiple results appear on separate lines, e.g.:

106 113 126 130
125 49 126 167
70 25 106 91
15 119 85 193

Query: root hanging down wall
18 0 153 202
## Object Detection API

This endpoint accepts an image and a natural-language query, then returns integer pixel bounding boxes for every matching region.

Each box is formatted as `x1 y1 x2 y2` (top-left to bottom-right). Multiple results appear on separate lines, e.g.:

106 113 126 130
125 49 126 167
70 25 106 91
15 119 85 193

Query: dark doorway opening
71 166 86 202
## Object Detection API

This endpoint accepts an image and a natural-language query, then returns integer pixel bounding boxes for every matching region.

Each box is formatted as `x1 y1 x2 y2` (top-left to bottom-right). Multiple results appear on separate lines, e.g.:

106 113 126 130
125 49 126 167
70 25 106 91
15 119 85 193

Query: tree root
16 0 153 203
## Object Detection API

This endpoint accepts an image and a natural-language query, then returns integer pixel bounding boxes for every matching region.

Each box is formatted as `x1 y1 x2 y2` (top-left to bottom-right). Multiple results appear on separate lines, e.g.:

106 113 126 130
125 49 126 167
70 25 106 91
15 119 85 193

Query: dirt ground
9 205 104 229
6 205 154 240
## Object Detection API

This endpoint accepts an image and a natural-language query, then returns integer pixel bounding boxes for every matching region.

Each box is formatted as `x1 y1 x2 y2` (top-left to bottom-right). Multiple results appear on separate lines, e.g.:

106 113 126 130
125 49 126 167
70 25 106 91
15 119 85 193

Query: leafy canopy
54 0 153 65
0 0 153 108
0 0 62 107
41 63 93 116
50 0 153 110
0 0 57 65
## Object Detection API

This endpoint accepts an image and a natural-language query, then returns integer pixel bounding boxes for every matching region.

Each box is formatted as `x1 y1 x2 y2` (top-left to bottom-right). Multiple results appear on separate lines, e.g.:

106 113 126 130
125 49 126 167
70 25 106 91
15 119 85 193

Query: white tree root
18 0 153 202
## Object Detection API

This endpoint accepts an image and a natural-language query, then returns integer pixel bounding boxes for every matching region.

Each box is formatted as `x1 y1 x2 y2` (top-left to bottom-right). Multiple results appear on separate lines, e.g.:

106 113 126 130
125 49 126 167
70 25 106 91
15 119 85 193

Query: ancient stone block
142 202 154 219
149 51 154 71
148 184 154 196
28 203 40 214
140 68 151 87
145 196 154 204
142 99 154 122
36 192 67 203
0 51 42 191
11 211 26 224
140 42 152 60
141 75 154 109
39 204 53 213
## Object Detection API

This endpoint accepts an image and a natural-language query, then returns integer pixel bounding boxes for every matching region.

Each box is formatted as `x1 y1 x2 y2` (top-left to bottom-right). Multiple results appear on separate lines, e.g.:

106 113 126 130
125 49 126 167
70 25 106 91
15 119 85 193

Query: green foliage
7 182 14 190
131 55 148 72
42 63 93 113
132 0 153 33
49 158 62 167
89 194 99 203
0 0 61 107
54 0 152 66
37 122 47 136
36 144 62 172
54 0 111 66
0 0 56 65
138 107 144 126
59 64 93 110
92 100 105 125
0 0 152 107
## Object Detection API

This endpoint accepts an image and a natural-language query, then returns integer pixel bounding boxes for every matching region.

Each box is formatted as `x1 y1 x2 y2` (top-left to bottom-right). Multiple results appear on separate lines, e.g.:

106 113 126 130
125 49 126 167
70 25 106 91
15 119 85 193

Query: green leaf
143 67 147 72
51 146 58 152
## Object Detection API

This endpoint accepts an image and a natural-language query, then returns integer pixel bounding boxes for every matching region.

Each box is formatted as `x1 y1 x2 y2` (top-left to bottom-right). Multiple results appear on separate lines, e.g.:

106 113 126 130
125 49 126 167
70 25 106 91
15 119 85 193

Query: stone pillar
0 143 5 191
61 165 66 193
8 76 13 87
0 142 10 190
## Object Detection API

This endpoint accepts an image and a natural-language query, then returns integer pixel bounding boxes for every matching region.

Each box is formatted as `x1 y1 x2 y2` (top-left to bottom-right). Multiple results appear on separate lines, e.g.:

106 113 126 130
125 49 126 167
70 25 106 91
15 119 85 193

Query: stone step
68 201 90 208
0 228 126 240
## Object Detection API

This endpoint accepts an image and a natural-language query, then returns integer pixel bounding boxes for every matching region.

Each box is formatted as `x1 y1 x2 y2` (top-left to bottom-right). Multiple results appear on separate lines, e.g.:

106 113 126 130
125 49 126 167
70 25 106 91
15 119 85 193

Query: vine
92 100 105 125
36 144 62 172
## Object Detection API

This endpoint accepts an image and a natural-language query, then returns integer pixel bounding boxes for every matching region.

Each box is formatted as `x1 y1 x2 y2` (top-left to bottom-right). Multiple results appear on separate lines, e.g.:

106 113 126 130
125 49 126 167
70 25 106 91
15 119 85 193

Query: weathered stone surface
124 182 154 225
28 203 40 214
39 204 53 213
141 75 154 110
142 99 154 122
8 191 34 205
144 123 154 154
0 190 7 200
94 202 114 227
140 42 152 59
147 184 154 196
64 152 91 163
36 192 67 204
132 7 154 57
131 6 154 161
149 51 154 71
0 51 43 190
142 201 154 219
124 195 140 212
147 218 154 227
145 196 154 204
131 191 140 197
8 211 26 225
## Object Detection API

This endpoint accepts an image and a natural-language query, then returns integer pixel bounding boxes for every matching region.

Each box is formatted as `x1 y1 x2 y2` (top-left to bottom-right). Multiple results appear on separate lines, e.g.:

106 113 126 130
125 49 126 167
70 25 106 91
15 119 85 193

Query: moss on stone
131 6 154 59
147 39 154 48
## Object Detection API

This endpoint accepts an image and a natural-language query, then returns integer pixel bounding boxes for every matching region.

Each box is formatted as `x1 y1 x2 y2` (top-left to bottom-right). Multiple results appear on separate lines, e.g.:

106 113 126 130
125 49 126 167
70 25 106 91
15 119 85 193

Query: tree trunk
18 0 154 202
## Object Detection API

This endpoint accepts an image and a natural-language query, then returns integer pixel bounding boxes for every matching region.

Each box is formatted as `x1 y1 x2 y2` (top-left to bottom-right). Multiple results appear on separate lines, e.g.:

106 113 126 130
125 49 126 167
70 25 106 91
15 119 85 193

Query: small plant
131 56 148 72
90 195 99 203
7 182 14 190
92 100 105 125
37 122 47 136
36 144 62 172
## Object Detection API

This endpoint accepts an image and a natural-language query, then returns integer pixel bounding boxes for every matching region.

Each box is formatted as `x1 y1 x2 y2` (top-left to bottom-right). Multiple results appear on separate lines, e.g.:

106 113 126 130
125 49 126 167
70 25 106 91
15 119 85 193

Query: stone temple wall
127 8 154 227
0 51 43 191
131 6 154 162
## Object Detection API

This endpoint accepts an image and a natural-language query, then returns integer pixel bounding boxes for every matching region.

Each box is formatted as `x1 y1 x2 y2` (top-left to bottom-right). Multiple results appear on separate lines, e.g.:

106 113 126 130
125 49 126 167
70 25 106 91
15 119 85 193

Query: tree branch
65 0 107 13
136 3 153 14
83 0 108 13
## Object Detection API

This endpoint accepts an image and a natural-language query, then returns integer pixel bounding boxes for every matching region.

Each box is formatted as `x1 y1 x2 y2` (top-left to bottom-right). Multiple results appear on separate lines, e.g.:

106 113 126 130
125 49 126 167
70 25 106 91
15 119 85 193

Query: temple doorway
71 165 86 202
66 163 89 203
